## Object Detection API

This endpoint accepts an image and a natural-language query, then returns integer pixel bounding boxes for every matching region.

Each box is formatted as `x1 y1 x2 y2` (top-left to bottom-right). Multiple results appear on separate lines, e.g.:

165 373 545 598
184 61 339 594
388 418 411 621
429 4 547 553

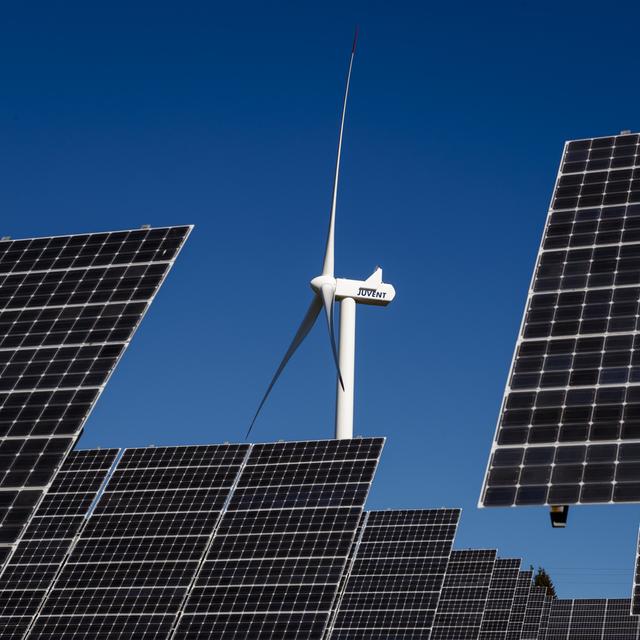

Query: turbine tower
247 30 396 440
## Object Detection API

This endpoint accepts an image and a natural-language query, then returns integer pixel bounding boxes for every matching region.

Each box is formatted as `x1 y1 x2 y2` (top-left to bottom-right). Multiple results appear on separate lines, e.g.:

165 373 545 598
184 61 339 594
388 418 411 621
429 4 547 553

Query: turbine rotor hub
310 274 336 293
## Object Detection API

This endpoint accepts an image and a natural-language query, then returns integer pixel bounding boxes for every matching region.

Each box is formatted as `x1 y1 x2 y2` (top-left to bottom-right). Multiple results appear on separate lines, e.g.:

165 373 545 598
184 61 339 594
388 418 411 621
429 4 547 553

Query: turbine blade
321 283 345 391
321 28 358 277
246 295 323 439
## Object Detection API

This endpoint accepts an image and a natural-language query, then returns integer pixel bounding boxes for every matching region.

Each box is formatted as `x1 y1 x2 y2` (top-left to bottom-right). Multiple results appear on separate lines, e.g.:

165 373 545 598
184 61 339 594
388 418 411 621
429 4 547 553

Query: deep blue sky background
2 1 640 598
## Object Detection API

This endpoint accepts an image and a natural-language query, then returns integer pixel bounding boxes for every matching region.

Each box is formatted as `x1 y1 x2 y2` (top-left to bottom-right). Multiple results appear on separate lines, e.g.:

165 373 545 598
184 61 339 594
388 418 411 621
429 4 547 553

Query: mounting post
335 297 356 439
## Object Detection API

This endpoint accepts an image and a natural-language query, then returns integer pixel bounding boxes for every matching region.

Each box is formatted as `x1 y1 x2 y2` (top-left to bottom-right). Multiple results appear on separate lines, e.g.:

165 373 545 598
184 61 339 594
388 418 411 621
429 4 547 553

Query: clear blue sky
2 0 639 598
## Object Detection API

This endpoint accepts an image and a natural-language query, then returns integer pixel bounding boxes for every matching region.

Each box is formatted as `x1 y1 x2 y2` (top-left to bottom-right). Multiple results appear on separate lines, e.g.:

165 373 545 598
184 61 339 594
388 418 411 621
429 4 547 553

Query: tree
530 565 557 598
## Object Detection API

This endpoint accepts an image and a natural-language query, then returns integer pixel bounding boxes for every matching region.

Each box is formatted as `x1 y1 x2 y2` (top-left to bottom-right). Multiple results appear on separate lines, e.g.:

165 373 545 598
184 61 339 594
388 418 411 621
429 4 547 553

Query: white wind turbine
247 30 396 440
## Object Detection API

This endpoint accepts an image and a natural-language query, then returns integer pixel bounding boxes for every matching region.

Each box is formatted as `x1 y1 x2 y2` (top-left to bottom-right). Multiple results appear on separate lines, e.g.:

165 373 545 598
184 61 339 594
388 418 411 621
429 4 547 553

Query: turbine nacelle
311 268 395 307
335 267 395 306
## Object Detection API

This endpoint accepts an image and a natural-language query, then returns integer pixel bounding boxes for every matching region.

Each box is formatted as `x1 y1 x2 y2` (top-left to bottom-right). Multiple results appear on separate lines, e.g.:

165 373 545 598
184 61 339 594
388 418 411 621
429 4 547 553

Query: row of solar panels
0 441 635 640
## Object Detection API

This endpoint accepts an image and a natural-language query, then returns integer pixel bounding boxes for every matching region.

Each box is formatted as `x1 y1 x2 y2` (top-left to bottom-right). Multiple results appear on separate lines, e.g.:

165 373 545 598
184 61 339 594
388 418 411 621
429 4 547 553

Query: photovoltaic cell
505 570 532 640
173 438 384 640
431 549 497 640
0 449 118 640
481 133 640 507
329 508 460 640
0 226 191 546
478 558 521 640
26 444 250 640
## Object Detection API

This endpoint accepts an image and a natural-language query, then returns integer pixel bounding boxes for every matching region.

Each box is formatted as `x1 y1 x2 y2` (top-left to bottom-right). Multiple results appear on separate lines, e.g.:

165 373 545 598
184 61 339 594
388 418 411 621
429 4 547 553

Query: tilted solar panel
479 558 521 640
328 508 460 640
173 437 384 640
546 599 573 640
25 444 250 640
431 549 497 640
0 226 191 547
481 133 640 507
520 586 547 640
505 570 532 640
0 448 118 639
633 527 640 615
538 593 553 640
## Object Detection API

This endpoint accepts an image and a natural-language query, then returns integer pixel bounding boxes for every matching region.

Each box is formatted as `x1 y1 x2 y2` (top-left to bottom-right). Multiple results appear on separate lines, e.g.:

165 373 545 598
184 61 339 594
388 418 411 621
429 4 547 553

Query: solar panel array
430 549 497 640
481 132 640 507
0 441 636 639
0 449 119 639
329 508 460 640
479 558 521 640
0 226 191 547
545 598 640 640
27 444 250 640
4 216 640 637
172 438 384 640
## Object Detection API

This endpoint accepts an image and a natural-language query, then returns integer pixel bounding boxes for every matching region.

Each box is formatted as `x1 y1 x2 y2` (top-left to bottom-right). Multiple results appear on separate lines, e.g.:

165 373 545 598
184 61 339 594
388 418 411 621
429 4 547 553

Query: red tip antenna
352 26 359 54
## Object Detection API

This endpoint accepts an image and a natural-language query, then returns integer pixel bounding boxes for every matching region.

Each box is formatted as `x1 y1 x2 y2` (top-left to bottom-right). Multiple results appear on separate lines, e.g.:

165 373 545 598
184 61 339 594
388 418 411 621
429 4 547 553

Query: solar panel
431 549 497 640
605 599 640 639
520 586 547 640
26 444 250 640
173 437 384 640
545 599 640 640
539 593 553 639
0 448 118 639
0 225 191 547
505 570 533 640
480 132 640 507
633 527 640 615
328 508 460 640
568 599 607 640
478 558 521 640
546 598 573 640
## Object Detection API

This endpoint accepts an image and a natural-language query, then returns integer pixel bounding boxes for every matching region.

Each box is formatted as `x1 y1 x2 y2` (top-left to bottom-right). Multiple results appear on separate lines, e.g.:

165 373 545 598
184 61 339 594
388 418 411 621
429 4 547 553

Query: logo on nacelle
357 287 387 299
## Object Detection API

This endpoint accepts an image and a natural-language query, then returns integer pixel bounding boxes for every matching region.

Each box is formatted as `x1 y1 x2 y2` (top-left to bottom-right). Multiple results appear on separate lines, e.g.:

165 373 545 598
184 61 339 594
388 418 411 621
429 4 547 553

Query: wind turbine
247 29 396 440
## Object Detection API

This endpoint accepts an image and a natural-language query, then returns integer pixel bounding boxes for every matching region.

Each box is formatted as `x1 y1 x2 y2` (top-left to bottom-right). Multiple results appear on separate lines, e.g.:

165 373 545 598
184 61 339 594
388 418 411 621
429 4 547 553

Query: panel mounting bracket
550 505 569 528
